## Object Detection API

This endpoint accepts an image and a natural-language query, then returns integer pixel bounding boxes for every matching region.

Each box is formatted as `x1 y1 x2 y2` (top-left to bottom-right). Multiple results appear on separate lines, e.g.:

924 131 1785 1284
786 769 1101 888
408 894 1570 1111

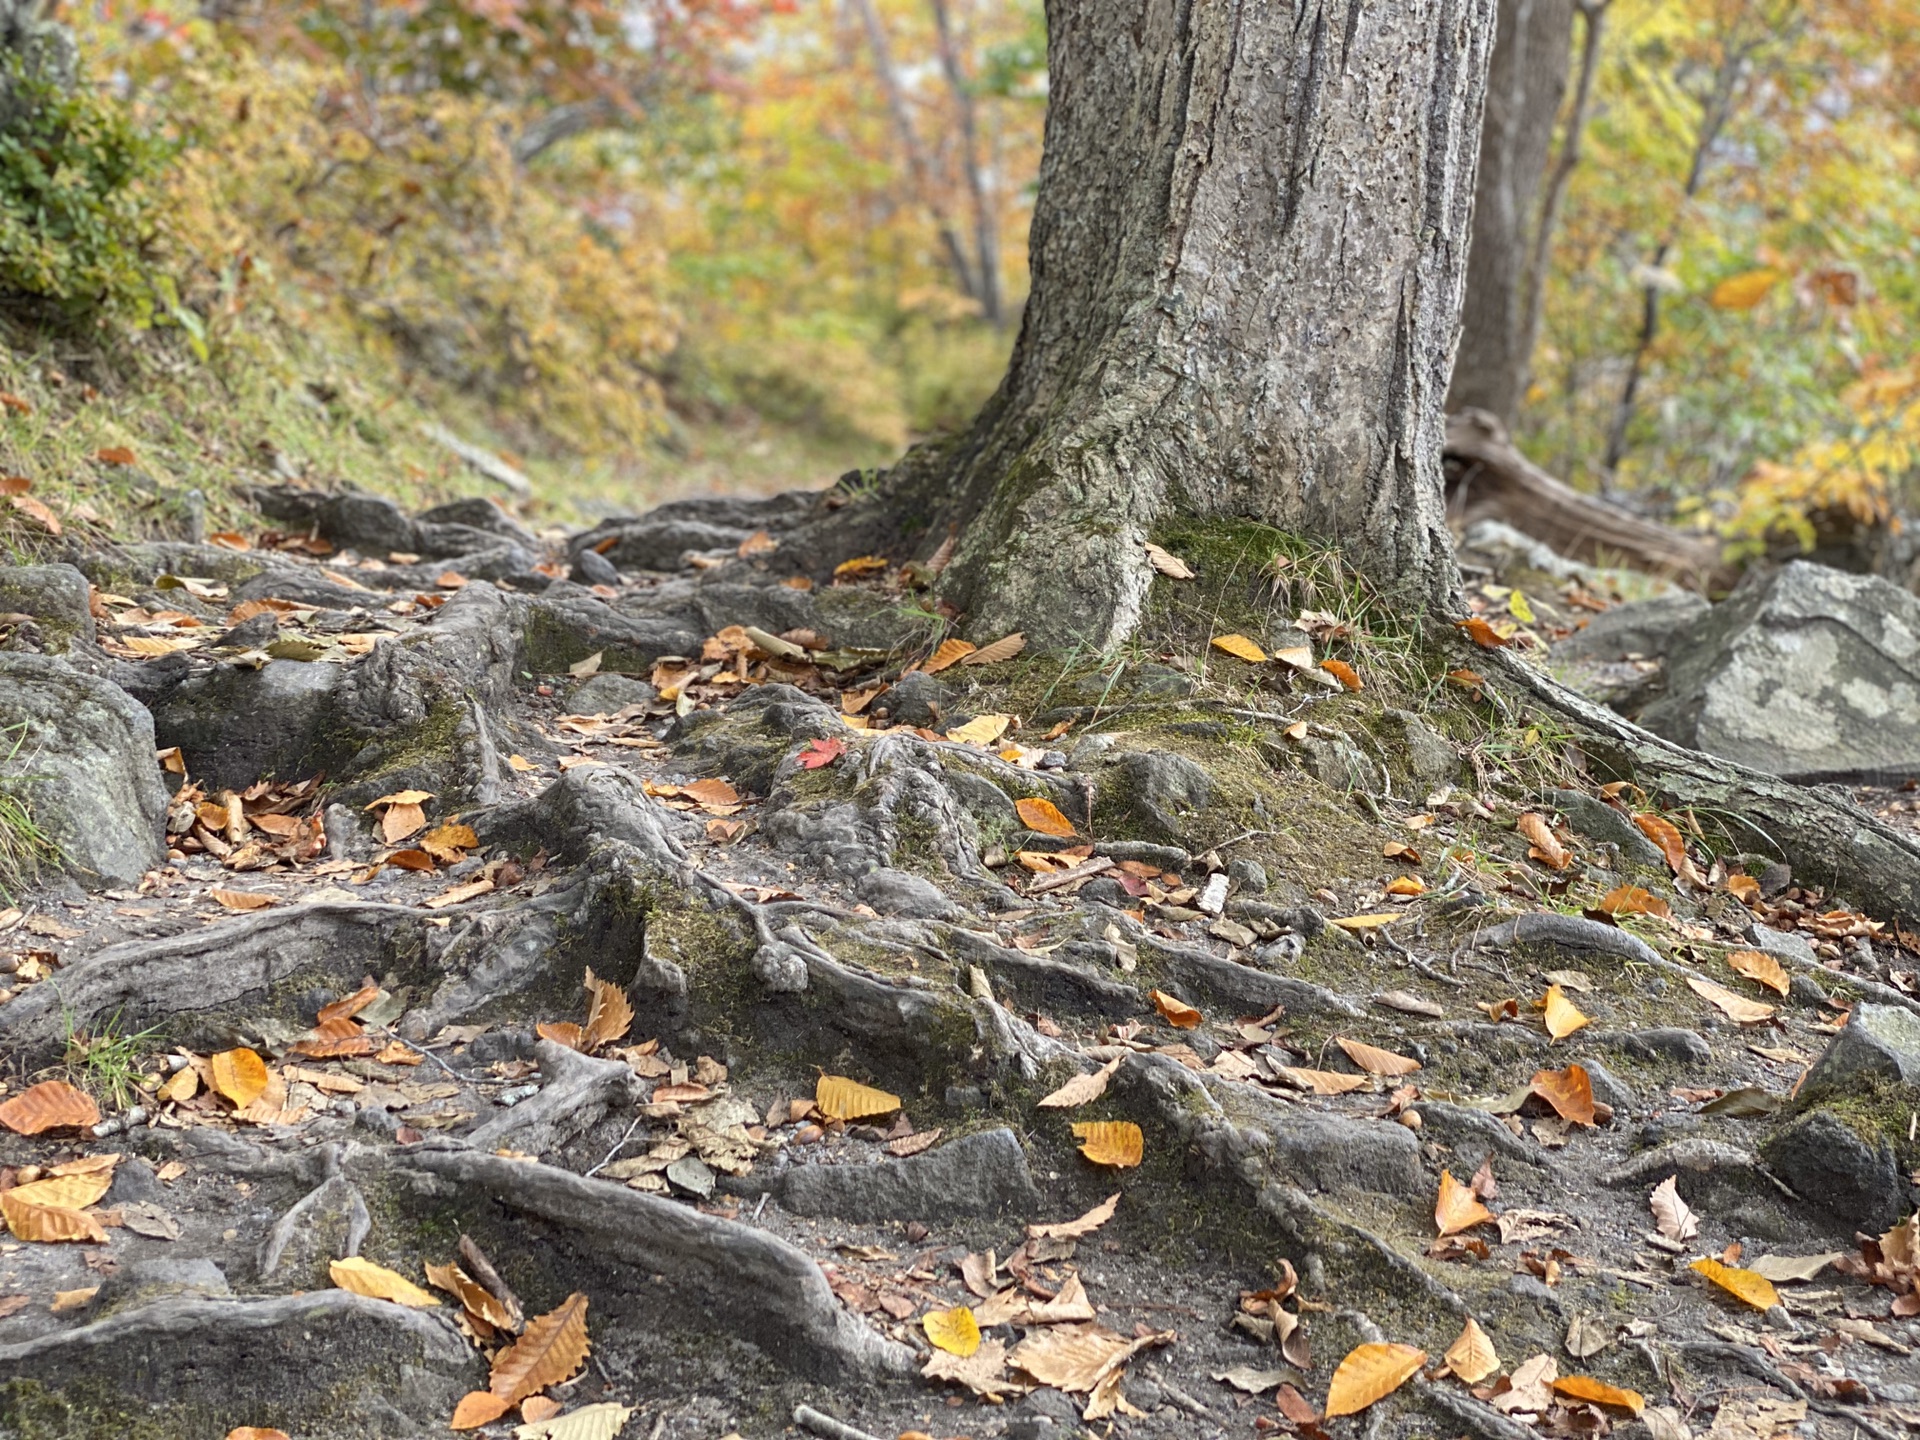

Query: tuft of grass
0 724 62 901
63 1012 160 1110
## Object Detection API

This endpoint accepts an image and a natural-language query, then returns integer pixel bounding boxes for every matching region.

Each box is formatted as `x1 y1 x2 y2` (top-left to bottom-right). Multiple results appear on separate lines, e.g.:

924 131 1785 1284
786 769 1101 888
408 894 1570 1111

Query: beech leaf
923 1304 981 1357
1071 1120 1144 1168
1036 1057 1122 1109
1690 1257 1780 1310
1649 1175 1698 1242
1015 797 1076 838
1727 950 1790 996
815 1074 902 1121
1434 1169 1494 1237
1150 989 1202 1029
0 1080 100 1135
1334 1036 1420 1076
211 1048 270 1109
1323 1342 1426 1417
1530 1065 1597 1126
1443 1317 1500 1384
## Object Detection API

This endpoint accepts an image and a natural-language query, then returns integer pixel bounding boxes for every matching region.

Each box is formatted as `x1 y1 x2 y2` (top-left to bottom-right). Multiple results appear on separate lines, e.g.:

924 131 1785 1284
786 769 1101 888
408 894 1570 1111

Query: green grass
63 1012 159 1109
0 724 62 902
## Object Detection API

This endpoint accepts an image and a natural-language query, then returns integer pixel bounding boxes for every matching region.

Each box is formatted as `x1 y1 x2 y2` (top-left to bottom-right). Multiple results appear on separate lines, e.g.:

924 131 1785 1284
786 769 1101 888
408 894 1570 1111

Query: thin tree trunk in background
1516 0 1610 414
802 0 1497 653
1447 0 1574 425
847 0 983 310
928 0 1002 326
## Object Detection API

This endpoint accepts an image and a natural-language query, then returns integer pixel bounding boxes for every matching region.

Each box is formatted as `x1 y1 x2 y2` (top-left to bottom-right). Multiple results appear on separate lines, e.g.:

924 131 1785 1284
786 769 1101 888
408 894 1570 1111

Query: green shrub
0 52 170 327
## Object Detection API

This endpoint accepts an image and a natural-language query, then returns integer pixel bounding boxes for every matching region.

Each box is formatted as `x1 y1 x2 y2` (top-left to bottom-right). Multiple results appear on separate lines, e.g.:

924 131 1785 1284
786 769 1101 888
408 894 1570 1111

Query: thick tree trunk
1446 0 1573 425
811 0 1496 654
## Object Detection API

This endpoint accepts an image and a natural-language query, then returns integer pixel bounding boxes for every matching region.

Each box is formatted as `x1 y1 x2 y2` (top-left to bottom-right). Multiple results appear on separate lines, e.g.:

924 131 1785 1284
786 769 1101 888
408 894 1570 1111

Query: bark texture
1447 0 1574 425
816 0 1497 654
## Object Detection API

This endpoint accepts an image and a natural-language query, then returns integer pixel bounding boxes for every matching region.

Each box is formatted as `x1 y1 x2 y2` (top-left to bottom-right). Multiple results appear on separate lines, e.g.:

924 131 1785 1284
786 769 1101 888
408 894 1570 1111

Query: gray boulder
778 1127 1041 1222
1641 561 1920 779
0 654 167 888
0 563 95 652
1763 1108 1913 1232
856 867 955 919
150 660 343 790
568 672 656 714
1545 788 1667 870
1556 592 1710 664
1801 1003 1920 1093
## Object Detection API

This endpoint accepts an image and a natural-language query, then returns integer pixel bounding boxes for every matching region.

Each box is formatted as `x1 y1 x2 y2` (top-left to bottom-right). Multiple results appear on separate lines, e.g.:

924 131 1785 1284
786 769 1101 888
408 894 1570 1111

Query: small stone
1802 1003 1920 1092
1227 858 1268 893
878 671 954 729
855 868 955 920
1745 924 1818 968
568 673 656 714
1607 1028 1712 1067
777 1127 1040 1222
570 548 621 586
1580 1061 1638 1114
1762 1107 1911 1231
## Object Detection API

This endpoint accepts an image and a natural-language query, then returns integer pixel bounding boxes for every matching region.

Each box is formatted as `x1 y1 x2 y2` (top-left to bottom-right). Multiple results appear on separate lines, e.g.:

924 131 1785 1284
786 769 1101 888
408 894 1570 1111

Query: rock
1604 1028 1712 1067
0 654 167 889
92 1256 231 1310
149 659 344 791
1762 1108 1912 1231
1227 858 1268 893
1099 751 1216 844
1544 788 1667 870
674 685 844 794
1294 733 1384 795
0 1291 479 1436
856 868 956 920
1555 593 1711 664
1744 923 1818 968
1581 1061 1638 1113
692 582 822 641
570 547 621 586
568 672 656 714
524 590 702 675
415 496 538 546
1379 708 1458 785
1801 1003 1920 1092
778 1128 1042 1222
877 671 953 728
1641 561 1920 779
0 563 94 652
588 518 747 570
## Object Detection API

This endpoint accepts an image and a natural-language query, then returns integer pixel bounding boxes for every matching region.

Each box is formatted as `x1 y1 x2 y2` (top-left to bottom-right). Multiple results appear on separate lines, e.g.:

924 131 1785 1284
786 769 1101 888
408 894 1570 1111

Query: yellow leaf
1444 1318 1499 1384
1727 950 1790 997
1150 990 1202 1029
1329 913 1402 931
329 1257 440 1308
1334 1036 1421 1076
1324 1342 1426 1418
1597 885 1670 919
815 1074 902 1121
1385 876 1425 897
6 1173 111 1211
1690 1257 1780 1310
1710 268 1782 310
1071 1120 1144 1168
1015 797 1076 838
0 1189 106 1243
1210 633 1267 663
1508 590 1535 624
946 714 1012 747
921 638 977 674
1552 1377 1646 1415
1275 1067 1371 1095
1542 985 1591 1041
211 1048 270 1109
1036 1058 1121 1109
1434 1170 1494 1237
923 1304 982 1357
1686 976 1776 1025
832 555 890 579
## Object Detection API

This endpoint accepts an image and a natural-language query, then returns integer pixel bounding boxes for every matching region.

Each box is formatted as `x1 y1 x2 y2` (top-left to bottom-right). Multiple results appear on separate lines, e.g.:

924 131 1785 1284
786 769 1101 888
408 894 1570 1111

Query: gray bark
1447 0 1575 424
818 0 1496 654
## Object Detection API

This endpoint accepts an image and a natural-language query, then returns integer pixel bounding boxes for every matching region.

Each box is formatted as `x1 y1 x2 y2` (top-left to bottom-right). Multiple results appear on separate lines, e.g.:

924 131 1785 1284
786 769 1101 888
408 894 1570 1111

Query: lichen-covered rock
524 589 702 674
0 654 166 889
778 1127 1041 1221
1545 788 1667 870
1641 561 1920 778
150 659 344 790
1801 1003 1920 1092
0 564 94 653
1763 1107 1914 1231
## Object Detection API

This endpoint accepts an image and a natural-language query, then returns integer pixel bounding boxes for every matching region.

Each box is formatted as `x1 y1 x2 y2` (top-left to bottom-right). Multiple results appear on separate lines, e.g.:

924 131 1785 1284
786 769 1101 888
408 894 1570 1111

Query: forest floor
0 481 1916 1440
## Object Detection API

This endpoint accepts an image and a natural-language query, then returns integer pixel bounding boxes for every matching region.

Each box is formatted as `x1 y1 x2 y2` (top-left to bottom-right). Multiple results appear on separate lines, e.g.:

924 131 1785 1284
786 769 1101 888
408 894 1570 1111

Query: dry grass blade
489 1292 590 1403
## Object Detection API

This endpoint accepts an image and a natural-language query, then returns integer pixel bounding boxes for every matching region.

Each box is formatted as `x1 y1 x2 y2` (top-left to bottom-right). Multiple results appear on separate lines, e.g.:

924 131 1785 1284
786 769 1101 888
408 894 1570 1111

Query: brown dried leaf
1274 1066 1370 1095
210 1048 270 1108
1518 812 1571 871
1143 542 1194 580
1036 1058 1121 1110
0 1080 100 1135
1435 1170 1494 1237
1686 976 1776 1025
920 638 977 674
1324 1342 1426 1417
1150 989 1202 1029
923 1335 1018 1397
1530 1065 1597 1126
1649 1175 1698 1242
1334 1036 1421 1076
1552 1377 1645 1415
1444 1317 1500 1383
961 633 1027 666
1727 950 1790 997
582 968 634 1052
211 889 276 912
489 1292 590 1404
1015 797 1076 838
1209 633 1267 664
1690 1257 1779 1310
0 1189 106 1243
1597 885 1671 919
450 1392 514 1430
1028 1193 1120 1241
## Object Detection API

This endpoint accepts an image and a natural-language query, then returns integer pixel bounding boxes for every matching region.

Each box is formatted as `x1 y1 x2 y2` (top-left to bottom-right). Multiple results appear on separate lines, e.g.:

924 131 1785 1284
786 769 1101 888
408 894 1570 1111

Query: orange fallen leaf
318 983 382 1025
1530 1065 1596 1126
1324 1342 1426 1417
1385 876 1425 897
489 1292 590 1404
1518 812 1571 871
1319 658 1362 691
582 968 634 1052
1210 633 1267 663
1150 990 1202 1029
1448 668 1488 696
1071 1120 1144 1168
9 494 61 535
1597 885 1670 919
1455 618 1509 649
1552 1377 1645 1415
1633 813 1694 878
1727 950 1790 997
962 633 1027 666
1541 985 1590 1041
94 446 138 466
1015 797 1076 838
0 1189 106 1244
1276 1067 1371 1095
226 1429 293 1440
833 555 890 579
1435 1169 1495 1237
450 1392 514 1430
1690 1257 1779 1310
1725 874 1761 906
1328 913 1402 931
211 1048 270 1109
329 1256 440 1307
921 638 977 674
1443 1317 1499 1383
1334 1036 1420 1076
0 1080 100 1135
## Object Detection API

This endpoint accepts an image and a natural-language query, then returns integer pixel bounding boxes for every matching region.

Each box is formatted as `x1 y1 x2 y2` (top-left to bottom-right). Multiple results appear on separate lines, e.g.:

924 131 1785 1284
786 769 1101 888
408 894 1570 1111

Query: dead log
1445 409 1730 587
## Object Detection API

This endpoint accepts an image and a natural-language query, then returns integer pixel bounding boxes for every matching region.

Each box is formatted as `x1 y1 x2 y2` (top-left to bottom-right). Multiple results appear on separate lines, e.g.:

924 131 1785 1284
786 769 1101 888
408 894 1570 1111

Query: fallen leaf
923 1335 1018 1398
211 889 276 912
1444 1317 1500 1383
946 714 1011 746
426 1260 518 1331
1518 812 1571 871
7 1173 111 1211
567 651 603 678
1037 1058 1122 1109
1150 989 1202 1029
1324 1342 1426 1417
489 1292 590 1404
1598 885 1671 919
211 1049 270 1108
512 1402 636 1440
1455 617 1510 649
50 1286 97 1312
1530 1065 1597 1126
921 638 976 674
796 737 846 770
1028 1193 1120 1241
1071 1120 1144 1168
1275 1067 1370 1095
1210 633 1267 663
1009 1324 1169 1393
1727 950 1790 997
1328 913 1402 931
1385 876 1425 897
1690 1257 1780 1310
923 1305 981 1357
1144 542 1194 580
1709 268 1781 310
1649 1176 1698 1242
833 555 889 579
1744 1252 1843 1283
0 1080 100 1135
962 633 1026 666
1686 976 1775 1025
1335 1036 1420 1076
1634 813 1696 880
226 1429 293 1440
1435 1170 1494 1237
1552 1376 1645 1415
1542 985 1591 1041
318 983 382 1024
815 1074 901 1121
1015 797 1076 838
1319 658 1362 691
329 1257 440 1308
1212 1365 1289 1394
451 1392 515 1430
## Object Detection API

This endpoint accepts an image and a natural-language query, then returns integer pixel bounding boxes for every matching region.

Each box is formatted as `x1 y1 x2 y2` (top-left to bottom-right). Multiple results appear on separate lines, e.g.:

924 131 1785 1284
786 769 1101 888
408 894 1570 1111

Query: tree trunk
928 0 1003 327
1446 0 1573 425
811 0 1497 654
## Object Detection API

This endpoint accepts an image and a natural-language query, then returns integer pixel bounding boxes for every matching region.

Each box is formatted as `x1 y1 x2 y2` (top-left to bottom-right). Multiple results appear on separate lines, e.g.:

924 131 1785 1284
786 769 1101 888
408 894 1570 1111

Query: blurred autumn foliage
5 0 1920 554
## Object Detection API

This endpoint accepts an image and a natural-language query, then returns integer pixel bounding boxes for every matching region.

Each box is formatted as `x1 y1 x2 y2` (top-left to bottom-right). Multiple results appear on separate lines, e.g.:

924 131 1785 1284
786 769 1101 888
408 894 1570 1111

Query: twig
1212 829 1278 851
368 1023 466 1083
584 1115 645 1178
793 1405 885 1440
